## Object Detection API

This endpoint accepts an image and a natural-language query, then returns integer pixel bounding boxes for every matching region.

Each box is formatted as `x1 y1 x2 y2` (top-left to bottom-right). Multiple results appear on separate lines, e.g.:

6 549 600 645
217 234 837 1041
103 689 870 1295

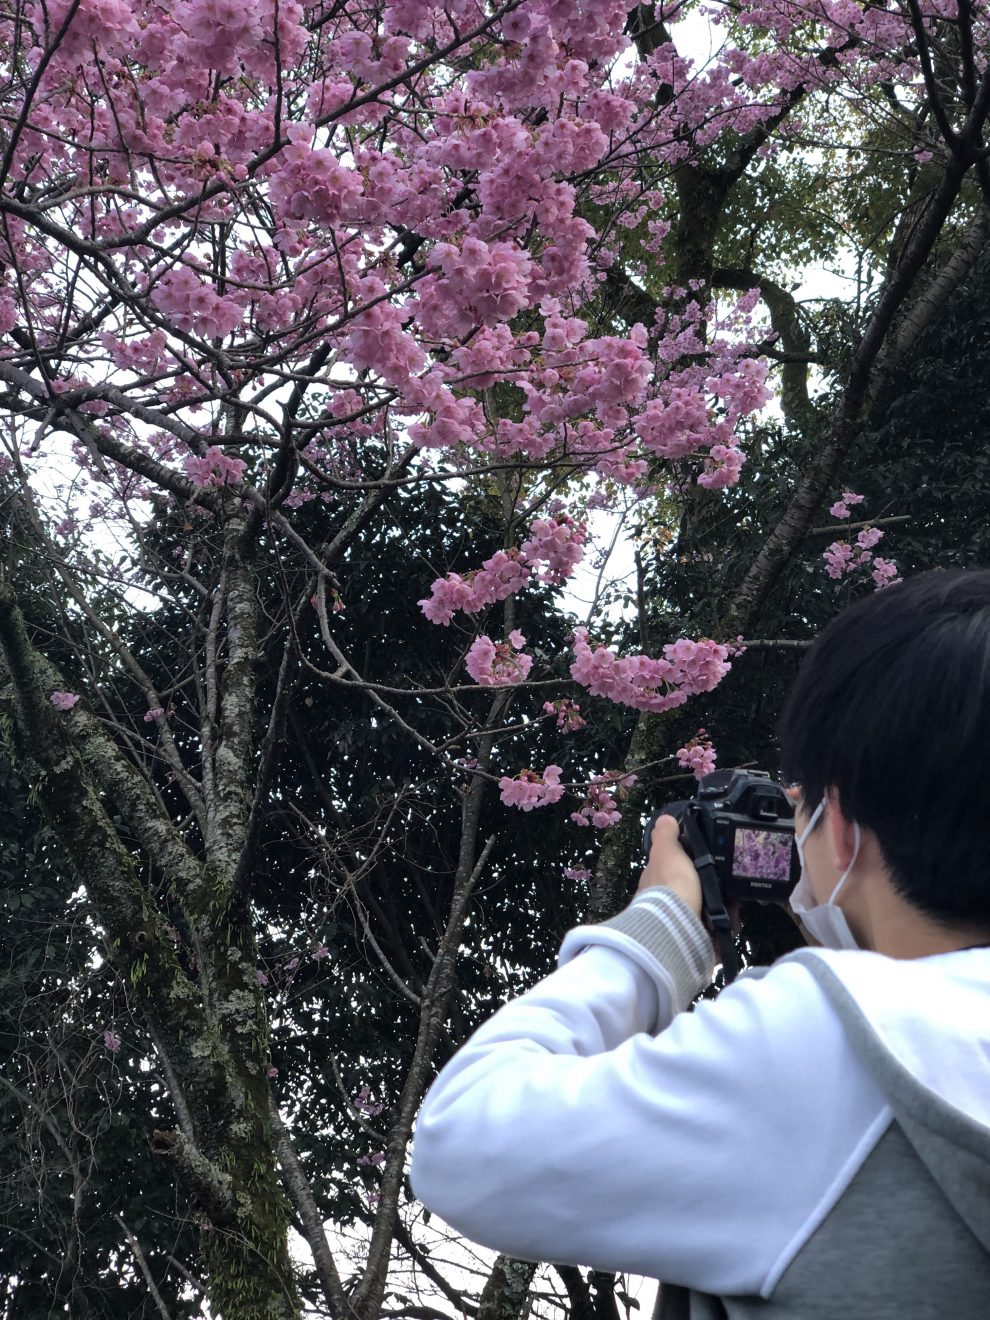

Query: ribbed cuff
598 888 713 1012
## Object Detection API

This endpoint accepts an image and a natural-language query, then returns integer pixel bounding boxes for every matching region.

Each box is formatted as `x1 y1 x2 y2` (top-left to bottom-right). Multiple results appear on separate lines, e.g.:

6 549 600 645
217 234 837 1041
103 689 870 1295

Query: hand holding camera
637 814 704 916
641 769 799 982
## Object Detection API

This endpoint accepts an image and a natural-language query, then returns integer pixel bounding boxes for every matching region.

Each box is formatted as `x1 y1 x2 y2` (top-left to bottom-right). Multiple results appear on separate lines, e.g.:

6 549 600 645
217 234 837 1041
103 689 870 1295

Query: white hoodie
410 887 990 1301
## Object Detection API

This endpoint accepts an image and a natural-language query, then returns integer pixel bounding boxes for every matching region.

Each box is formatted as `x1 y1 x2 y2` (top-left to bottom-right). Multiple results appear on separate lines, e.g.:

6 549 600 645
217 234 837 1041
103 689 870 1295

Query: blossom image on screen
733 827 793 882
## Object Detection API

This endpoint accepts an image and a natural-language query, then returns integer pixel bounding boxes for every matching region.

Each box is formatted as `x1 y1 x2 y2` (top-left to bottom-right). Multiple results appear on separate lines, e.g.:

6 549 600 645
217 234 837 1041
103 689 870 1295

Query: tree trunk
475 1256 537 1320
0 568 301 1317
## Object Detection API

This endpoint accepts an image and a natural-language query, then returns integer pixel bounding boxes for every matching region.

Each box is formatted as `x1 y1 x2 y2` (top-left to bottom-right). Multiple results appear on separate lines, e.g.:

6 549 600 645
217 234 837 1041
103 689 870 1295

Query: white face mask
789 797 863 951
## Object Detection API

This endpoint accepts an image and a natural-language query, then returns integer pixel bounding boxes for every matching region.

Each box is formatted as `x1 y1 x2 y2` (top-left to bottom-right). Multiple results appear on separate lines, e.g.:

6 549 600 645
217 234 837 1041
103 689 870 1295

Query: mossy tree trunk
0 495 300 1317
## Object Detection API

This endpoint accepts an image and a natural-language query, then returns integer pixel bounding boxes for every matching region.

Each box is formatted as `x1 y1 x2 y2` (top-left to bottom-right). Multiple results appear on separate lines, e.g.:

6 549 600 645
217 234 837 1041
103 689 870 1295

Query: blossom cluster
420 239 535 336
521 515 587 584
676 731 717 781
570 629 731 714
823 494 901 589
464 631 533 686
268 129 364 229
543 699 587 734
151 265 245 340
571 772 637 828
419 550 530 625
563 865 591 882
828 490 866 520
10 0 920 503
498 765 565 811
7 0 831 547
419 517 586 625
183 446 248 488
353 1085 384 1117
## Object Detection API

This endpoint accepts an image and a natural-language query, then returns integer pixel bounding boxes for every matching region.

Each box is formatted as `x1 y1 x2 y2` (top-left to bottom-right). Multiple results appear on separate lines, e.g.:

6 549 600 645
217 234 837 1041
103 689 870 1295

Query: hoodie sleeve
409 891 891 1296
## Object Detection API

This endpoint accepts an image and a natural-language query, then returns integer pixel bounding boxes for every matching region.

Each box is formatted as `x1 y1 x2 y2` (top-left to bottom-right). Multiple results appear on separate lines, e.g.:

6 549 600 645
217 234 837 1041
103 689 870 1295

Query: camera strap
681 810 739 984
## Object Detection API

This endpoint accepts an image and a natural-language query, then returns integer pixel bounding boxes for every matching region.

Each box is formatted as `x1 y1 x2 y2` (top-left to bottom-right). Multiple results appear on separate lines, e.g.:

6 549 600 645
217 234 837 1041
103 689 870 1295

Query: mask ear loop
829 821 861 907
796 797 825 850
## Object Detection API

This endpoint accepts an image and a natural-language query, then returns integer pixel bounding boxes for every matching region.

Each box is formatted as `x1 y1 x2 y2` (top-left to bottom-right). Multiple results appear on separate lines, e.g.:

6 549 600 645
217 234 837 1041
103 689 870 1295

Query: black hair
779 568 990 929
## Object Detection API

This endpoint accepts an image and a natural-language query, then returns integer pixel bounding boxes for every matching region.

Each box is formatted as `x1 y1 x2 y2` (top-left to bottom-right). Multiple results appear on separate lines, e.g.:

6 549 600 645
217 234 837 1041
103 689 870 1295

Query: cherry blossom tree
1 0 989 1314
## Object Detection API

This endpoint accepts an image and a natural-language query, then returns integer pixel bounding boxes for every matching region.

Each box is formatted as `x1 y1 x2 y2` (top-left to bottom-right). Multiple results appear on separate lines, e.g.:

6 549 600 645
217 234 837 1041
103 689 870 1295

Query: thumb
649 812 684 858
639 812 703 916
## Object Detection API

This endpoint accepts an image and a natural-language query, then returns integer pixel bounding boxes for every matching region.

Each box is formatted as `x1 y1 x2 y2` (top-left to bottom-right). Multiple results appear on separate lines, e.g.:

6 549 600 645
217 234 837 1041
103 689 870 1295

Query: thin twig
116 1217 172 1320
806 514 911 537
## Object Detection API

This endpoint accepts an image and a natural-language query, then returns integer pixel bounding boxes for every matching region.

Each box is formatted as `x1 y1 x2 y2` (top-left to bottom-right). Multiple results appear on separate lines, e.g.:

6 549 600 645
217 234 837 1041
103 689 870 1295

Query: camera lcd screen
733 826 793 883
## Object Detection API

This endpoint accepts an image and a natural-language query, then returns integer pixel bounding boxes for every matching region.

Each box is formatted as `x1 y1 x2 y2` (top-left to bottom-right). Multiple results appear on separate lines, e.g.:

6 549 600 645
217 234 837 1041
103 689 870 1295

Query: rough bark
869 203 990 405
475 1257 537 1320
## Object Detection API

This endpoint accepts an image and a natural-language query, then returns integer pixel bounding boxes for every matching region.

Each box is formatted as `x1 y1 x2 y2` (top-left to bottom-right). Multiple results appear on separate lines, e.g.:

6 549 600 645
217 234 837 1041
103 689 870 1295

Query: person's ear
825 788 859 870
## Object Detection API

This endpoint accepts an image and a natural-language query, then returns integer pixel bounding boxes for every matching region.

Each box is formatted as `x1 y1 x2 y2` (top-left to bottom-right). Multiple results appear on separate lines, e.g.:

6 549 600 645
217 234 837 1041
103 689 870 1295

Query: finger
640 814 704 917
649 813 682 856
644 815 694 878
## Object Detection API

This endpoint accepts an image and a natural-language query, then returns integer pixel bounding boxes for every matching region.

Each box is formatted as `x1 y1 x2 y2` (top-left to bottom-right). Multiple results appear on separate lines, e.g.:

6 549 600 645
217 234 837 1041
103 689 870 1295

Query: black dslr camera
642 769 798 981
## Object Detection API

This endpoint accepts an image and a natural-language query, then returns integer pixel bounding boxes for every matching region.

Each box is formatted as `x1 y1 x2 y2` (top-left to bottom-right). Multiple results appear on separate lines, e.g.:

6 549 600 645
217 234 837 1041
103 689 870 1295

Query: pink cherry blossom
676 731 717 781
51 691 80 711
563 865 591 881
570 629 730 713
354 1086 385 1117
30 0 141 66
830 490 865 519
823 541 858 579
268 133 364 229
103 1029 121 1052
521 516 586 584
856 526 884 551
418 549 530 624
697 443 746 490
465 635 534 686
183 446 247 489
419 238 535 337
498 766 565 811
543 699 586 733
871 558 901 588
152 266 245 340
571 772 637 829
